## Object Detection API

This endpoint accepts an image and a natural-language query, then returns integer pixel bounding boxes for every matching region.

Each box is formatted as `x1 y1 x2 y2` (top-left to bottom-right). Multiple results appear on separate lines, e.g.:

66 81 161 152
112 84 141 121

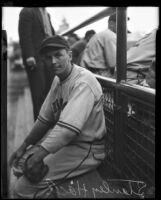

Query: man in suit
18 7 55 121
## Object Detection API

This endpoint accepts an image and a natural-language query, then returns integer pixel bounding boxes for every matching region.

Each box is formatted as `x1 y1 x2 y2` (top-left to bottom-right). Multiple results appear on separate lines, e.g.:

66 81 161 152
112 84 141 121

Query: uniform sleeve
57 82 95 135
38 81 59 127
40 124 77 153
40 82 95 153
104 33 116 68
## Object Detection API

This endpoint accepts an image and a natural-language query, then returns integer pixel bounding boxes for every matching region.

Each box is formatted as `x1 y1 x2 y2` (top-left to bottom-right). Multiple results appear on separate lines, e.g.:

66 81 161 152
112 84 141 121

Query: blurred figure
2 30 7 60
2 29 7 199
67 33 80 46
140 58 156 89
80 14 117 78
127 31 145 50
126 28 157 86
145 58 155 89
9 42 24 71
18 7 55 121
71 30 96 65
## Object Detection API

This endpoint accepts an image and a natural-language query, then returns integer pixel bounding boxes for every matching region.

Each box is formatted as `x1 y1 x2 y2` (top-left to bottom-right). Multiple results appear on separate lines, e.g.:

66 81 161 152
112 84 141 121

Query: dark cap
39 35 70 55
109 14 130 22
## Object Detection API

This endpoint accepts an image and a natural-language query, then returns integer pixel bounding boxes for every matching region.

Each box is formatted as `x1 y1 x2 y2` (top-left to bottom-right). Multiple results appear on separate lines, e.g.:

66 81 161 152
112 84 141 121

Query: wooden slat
126 125 155 154
125 134 155 168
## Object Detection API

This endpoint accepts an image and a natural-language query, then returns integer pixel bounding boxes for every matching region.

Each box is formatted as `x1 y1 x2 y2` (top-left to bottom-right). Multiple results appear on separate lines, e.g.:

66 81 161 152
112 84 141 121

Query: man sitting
9 35 106 198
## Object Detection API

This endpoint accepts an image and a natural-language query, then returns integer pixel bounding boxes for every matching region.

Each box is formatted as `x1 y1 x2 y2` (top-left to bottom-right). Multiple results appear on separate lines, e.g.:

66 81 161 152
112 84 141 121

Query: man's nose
51 57 57 64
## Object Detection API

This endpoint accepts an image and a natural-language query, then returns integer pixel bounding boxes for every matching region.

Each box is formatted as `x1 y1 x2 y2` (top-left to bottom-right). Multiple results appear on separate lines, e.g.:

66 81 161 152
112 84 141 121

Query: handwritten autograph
46 178 148 198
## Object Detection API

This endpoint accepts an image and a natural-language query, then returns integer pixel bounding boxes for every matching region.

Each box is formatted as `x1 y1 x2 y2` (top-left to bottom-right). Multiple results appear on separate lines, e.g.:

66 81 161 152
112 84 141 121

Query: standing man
9 35 106 198
71 30 96 65
67 33 80 46
18 7 55 121
80 14 117 78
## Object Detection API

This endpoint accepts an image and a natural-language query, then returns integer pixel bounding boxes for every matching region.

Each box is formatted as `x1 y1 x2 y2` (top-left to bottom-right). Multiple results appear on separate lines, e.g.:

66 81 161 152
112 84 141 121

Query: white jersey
38 65 106 180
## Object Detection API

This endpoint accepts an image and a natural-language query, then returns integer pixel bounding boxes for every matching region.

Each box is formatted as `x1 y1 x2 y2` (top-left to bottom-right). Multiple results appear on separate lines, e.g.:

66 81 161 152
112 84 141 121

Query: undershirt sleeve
104 33 116 68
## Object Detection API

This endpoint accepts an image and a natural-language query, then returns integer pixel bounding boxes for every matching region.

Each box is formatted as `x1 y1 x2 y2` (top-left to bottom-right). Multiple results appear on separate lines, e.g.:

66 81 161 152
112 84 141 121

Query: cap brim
39 44 67 55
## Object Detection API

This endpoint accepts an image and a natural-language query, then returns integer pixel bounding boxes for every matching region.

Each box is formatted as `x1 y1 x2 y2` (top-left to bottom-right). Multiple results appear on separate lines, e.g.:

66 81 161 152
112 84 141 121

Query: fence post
2 30 8 198
114 7 127 172
116 7 127 83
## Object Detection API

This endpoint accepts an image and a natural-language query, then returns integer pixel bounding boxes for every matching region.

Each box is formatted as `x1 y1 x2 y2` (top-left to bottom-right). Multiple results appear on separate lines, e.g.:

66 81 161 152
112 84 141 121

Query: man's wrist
35 145 49 161
24 137 33 146
22 141 28 149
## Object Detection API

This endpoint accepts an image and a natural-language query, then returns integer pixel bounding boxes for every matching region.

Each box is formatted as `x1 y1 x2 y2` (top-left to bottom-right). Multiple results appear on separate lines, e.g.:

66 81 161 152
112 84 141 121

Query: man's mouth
53 67 59 71
51 65 59 70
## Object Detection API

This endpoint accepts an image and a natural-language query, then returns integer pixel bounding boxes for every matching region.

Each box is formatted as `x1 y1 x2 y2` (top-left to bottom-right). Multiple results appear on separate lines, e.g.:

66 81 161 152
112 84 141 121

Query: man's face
68 36 77 46
44 48 72 77
109 21 116 33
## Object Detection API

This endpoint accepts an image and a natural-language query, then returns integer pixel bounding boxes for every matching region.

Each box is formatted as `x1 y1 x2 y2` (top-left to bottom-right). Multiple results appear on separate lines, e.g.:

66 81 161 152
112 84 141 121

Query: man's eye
55 54 61 58
45 56 51 60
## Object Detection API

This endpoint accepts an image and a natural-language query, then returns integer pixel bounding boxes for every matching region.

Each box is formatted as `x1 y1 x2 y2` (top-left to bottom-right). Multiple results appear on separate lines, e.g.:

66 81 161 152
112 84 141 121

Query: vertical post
2 30 8 198
114 7 127 173
116 7 127 83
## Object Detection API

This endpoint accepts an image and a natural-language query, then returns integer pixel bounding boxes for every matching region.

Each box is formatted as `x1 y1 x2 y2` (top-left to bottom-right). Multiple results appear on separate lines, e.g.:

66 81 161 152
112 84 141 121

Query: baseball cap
39 35 70 55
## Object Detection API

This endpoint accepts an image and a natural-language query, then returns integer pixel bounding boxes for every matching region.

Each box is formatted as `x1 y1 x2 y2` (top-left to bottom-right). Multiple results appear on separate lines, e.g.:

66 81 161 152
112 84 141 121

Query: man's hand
26 57 36 70
26 145 49 170
9 142 28 168
23 146 49 183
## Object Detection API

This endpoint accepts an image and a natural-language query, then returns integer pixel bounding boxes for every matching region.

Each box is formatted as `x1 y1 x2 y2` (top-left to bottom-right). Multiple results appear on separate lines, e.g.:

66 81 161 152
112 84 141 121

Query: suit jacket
18 7 55 61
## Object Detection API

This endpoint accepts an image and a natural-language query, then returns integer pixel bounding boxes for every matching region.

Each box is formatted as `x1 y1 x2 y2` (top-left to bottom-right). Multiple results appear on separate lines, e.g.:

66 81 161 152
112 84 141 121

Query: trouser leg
13 176 57 199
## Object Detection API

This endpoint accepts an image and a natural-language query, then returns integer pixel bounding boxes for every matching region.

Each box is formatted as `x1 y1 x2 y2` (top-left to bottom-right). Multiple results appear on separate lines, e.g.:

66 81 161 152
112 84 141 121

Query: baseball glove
13 146 49 183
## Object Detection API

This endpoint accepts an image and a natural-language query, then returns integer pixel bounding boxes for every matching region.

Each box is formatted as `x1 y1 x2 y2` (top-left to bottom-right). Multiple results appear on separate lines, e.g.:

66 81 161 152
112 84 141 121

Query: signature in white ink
92 179 147 198
56 180 88 198
45 178 149 198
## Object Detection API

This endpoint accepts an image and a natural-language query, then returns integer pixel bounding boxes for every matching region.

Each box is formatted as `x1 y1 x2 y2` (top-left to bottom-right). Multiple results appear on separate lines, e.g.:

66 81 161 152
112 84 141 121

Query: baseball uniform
37 65 106 180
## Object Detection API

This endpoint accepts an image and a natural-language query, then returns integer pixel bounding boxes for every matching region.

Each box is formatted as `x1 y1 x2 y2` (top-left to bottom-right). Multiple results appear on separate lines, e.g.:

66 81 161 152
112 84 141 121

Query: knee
12 177 24 198
12 176 32 198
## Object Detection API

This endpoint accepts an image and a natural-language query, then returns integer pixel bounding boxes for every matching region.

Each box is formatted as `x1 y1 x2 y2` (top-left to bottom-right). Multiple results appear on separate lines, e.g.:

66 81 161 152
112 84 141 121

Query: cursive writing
92 179 146 198
45 178 147 198
56 180 88 198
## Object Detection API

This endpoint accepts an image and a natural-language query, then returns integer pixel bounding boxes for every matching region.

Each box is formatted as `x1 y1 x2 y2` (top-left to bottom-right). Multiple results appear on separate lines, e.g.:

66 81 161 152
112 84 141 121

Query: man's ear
68 50 72 60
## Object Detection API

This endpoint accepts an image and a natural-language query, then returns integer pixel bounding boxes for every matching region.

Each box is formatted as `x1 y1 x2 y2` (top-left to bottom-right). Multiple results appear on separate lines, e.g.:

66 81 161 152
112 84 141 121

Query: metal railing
62 7 116 36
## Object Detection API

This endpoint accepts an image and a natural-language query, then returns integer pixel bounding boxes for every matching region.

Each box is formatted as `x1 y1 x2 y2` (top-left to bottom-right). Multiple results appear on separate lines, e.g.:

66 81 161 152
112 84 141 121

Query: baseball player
9 35 106 198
